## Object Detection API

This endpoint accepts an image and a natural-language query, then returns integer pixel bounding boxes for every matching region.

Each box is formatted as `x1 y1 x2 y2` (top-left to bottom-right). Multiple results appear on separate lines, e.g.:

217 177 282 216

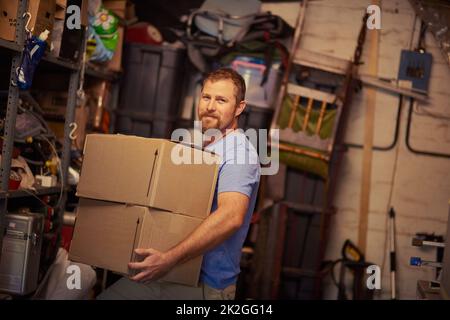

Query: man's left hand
128 248 176 283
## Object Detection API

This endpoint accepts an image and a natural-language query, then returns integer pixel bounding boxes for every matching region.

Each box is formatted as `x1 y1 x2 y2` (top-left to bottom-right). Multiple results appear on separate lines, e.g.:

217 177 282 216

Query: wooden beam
294 48 350 75
288 95 300 128
316 101 328 134
302 98 314 131
271 142 330 161
358 74 428 103
287 83 336 104
358 0 380 254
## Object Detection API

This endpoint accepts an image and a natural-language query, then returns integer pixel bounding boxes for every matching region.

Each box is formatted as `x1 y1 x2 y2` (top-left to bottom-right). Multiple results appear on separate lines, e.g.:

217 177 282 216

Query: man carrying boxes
70 68 260 300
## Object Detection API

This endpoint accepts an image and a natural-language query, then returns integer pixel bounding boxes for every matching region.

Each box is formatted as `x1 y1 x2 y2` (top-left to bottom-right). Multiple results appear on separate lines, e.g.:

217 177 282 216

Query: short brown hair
203 68 246 105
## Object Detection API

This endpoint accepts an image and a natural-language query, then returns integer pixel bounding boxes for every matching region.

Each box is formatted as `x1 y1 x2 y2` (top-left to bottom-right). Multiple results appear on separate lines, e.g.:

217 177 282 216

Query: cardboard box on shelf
69 198 204 287
55 0 66 20
51 18 64 56
47 121 65 139
103 0 127 19
0 0 56 46
77 134 220 219
126 2 136 21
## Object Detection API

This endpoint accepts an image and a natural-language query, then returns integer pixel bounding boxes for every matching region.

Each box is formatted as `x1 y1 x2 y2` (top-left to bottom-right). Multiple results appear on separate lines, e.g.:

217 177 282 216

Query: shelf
0 38 21 53
86 64 121 81
0 38 120 81
41 54 79 71
0 186 63 199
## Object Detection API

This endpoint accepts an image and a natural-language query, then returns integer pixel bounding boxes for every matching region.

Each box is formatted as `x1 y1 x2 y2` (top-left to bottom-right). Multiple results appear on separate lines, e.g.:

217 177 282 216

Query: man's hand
128 248 177 283
128 192 250 283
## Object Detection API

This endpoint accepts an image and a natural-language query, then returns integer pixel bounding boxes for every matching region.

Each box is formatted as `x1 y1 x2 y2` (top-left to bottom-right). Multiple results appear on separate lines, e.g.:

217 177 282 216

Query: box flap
151 140 220 218
77 134 160 206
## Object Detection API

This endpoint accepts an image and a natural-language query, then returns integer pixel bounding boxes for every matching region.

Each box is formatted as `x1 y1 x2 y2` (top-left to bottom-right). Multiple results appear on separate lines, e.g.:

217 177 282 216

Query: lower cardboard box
69 198 204 287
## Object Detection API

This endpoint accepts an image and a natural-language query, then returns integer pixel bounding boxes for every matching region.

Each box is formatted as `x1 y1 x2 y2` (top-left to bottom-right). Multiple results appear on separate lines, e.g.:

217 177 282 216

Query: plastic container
116 43 186 138
231 56 281 109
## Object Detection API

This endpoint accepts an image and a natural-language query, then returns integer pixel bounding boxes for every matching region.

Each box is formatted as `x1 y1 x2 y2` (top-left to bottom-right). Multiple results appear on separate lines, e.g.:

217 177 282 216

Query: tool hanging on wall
389 207 397 300
321 239 375 300
412 232 445 280
410 257 443 268
412 234 445 248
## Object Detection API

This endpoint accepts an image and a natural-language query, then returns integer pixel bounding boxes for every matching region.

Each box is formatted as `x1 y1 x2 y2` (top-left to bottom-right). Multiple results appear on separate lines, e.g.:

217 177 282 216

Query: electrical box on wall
398 50 432 93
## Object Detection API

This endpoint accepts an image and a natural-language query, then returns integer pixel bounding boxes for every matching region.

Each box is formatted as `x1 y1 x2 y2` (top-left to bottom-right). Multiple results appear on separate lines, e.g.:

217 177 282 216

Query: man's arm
128 191 250 282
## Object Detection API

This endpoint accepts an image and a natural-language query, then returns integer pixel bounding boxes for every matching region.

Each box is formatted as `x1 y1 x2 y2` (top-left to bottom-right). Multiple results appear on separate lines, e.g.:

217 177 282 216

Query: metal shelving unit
0 186 63 199
0 0 120 266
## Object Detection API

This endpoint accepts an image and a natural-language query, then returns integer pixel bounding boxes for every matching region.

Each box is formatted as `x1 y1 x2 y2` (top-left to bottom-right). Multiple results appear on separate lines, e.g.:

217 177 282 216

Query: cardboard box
51 18 64 56
77 134 219 219
103 0 127 19
69 198 204 286
0 0 56 45
126 2 136 21
55 0 67 20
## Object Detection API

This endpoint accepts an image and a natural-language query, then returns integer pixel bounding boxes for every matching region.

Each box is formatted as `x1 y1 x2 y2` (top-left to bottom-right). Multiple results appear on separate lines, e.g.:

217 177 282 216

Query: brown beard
201 117 220 133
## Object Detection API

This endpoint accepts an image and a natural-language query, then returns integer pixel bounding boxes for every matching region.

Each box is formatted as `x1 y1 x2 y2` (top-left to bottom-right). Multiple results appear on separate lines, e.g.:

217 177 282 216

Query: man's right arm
128 191 250 282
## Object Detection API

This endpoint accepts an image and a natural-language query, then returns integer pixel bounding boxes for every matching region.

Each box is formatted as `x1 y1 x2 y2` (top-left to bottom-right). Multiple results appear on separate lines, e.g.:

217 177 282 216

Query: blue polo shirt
201 130 261 289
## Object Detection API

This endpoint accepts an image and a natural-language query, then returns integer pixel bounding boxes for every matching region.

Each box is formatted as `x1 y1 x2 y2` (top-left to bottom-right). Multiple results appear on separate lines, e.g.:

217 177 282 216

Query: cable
20 156 44 166
344 95 403 151
18 105 55 139
406 97 450 159
417 20 427 52
20 189 55 209
38 136 64 210
413 105 450 121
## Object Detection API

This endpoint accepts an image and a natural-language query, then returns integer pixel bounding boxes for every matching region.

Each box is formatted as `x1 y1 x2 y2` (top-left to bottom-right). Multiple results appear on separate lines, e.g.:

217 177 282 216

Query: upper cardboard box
69 198 204 287
0 0 56 44
103 0 127 19
77 134 220 219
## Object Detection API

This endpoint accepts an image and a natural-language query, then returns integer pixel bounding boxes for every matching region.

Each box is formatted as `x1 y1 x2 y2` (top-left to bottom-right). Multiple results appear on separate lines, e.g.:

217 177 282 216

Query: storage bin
116 43 187 138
